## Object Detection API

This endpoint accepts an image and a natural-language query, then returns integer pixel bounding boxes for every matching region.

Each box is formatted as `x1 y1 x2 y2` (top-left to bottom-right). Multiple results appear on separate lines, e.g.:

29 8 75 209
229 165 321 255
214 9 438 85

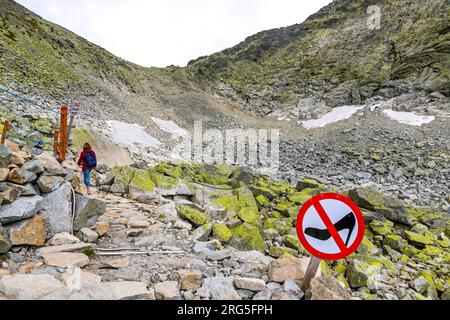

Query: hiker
77 143 97 194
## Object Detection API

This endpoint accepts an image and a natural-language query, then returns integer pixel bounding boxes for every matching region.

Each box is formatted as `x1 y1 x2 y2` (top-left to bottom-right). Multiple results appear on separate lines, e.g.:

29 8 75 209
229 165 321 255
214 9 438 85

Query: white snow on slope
107 120 162 148
151 117 189 137
382 110 435 126
301 106 365 129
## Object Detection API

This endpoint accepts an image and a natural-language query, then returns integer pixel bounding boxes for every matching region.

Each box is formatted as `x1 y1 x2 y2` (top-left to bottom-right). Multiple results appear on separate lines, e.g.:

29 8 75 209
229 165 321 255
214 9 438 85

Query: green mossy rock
296 179 322 191
154 163 183 178
237 207 261 226
212 224 232 242
405 231 434 249
349 188 413 225
231 223 265 252
383 234 404 251
370 220 394 236
111 166 138 193
268 245 298 258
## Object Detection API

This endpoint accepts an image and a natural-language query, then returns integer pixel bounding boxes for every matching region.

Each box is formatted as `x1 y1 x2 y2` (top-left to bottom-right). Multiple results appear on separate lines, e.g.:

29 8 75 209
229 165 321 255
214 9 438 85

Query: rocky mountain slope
0 0 449 301
189 0 450 116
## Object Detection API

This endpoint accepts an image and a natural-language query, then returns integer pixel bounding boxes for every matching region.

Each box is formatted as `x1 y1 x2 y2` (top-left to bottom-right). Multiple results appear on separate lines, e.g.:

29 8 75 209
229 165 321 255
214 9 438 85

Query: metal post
1 119 9 145
53 129 60 158
301 257 322 293
59 105 68 161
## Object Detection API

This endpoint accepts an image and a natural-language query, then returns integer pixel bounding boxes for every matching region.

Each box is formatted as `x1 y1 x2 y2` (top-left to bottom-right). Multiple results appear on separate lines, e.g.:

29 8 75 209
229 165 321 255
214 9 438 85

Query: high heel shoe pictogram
305 213 356 246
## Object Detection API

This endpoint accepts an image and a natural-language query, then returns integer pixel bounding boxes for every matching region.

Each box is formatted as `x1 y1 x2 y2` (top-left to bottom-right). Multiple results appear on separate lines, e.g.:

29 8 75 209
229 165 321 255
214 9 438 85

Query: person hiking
77 143 97 194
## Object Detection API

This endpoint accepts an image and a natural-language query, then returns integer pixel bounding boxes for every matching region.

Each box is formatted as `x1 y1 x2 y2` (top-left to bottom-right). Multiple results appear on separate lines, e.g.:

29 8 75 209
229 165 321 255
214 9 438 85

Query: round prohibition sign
296 193 365 261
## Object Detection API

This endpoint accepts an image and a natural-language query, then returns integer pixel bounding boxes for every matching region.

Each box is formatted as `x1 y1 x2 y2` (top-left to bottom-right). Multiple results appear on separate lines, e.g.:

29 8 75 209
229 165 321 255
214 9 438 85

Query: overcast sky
17 0 332 68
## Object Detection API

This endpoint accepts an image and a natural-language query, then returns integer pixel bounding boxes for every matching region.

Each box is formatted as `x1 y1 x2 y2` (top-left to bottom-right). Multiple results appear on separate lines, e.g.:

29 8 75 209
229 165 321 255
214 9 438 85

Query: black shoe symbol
305 213 356 247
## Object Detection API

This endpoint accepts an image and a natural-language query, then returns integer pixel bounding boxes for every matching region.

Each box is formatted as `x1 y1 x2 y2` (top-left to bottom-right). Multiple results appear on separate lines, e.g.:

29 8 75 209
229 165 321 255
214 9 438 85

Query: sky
17 0 333 68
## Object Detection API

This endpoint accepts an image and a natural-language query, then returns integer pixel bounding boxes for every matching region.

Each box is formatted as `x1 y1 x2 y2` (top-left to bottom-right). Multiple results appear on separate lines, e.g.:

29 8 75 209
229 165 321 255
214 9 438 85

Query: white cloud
16 0 332 67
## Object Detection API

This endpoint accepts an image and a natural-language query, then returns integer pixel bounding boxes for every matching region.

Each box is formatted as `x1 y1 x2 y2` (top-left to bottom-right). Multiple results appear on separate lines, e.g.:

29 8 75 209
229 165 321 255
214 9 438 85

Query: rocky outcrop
73 195 107 232
40 182 73 238
0 196 43 224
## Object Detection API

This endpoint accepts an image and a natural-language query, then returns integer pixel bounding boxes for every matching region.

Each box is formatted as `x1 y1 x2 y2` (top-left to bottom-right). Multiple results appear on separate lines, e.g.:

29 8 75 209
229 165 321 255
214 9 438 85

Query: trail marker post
1 119 9 145
296 193 365 292
53 129 60 158
59 105 68 161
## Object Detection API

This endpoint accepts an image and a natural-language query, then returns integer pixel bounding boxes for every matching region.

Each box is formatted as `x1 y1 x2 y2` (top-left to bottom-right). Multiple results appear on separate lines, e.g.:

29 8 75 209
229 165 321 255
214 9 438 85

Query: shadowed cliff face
188 0 450 115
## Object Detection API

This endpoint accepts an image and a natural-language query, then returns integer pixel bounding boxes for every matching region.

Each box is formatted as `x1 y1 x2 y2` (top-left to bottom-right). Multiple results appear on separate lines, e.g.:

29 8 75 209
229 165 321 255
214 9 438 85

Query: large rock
348 188 413 225
8 168 37 185
309 276 352 300
234 277 266 292
37 176 64 193
0 225 12 254
0 274 65 300
73 195 106 232
40 182 73 238
6 215 47 246
78 228 98 243
0 184 21 204
201 277 241 300
36 153 64 176
153 281 180 300
42 252 90 268
0 144 12 167
0 195 43 224
268 255 305 283
47 232 80 246
0 168 9 181
231 223 265 252
176 269 203 291
345 260 379 289
155 202 178 223
22 159 44 174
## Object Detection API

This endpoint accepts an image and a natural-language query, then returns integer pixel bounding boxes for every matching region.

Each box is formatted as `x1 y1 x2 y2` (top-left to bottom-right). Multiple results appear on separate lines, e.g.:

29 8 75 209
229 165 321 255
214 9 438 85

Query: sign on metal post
296 193 365 292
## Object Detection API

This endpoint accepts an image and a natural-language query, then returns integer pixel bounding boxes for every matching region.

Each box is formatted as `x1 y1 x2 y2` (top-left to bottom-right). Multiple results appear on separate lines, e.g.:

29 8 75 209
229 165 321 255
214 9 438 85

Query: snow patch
382 110 435 126
301 106 365 130
107 120 162 148
151 117 189 137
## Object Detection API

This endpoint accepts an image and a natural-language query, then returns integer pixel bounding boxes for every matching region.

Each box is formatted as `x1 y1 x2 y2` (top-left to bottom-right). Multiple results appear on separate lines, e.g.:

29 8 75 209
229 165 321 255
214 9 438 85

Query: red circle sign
296 193 365 261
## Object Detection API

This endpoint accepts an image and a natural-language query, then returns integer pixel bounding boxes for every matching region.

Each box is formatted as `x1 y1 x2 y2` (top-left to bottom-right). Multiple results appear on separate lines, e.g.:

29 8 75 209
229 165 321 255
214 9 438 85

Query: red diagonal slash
313 201 349 253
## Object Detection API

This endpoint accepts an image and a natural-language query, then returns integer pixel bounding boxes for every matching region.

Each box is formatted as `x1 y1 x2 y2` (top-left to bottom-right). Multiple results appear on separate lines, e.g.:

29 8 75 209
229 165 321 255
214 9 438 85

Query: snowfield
107 120 162 148
382 110 435 126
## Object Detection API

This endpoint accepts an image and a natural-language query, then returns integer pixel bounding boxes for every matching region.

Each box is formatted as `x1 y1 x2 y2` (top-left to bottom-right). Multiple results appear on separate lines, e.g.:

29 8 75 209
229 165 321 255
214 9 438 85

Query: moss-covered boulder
184 163 233 185
237 207 261 226
231 223 265 252
150 169 193 196
212 224 232 242
296 179 323 191
128 169 158 203
349 188 413 225
346 259 380 290
370 220 394 236
383 234 404 252
177 205 210 227
404 231 434 249
110 166 138 194
154 163 184 178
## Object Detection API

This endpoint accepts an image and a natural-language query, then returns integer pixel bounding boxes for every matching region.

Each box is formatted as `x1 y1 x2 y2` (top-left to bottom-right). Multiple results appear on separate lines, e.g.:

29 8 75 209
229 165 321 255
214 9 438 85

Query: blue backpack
85 151 97 168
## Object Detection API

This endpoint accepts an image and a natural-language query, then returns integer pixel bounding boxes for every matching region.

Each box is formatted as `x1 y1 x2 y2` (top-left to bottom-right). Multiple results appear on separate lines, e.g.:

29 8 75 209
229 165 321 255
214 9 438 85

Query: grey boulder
0 195 43 224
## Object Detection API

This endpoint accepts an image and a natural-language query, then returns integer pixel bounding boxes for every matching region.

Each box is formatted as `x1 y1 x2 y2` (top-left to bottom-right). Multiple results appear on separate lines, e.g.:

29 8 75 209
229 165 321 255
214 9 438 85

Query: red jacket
77 149 97 171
